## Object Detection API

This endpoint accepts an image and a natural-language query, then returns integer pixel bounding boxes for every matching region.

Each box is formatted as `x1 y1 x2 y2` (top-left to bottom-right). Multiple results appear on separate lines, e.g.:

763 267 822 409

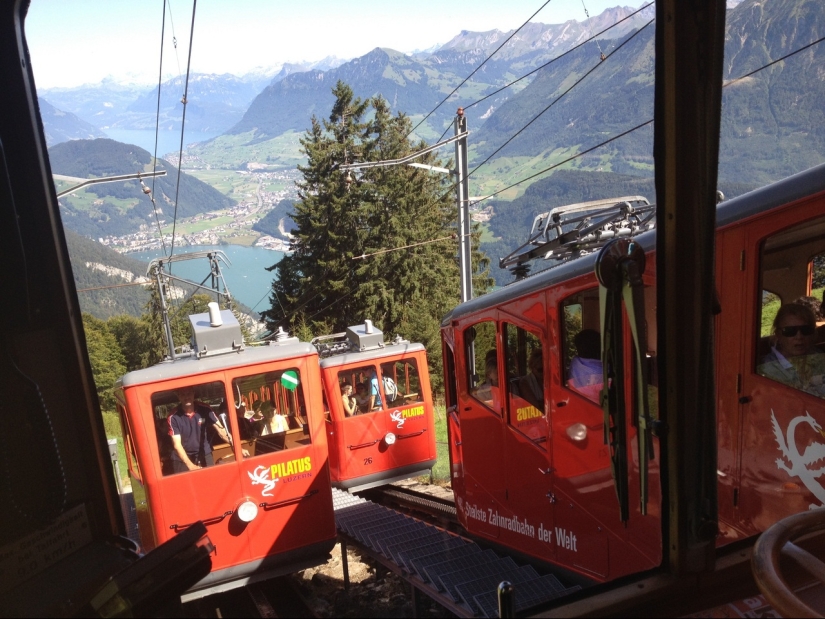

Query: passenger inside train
473 350 500 408
757 303 825 398
518 349 545 411
159 384 230 474
568 329 603 402
341 382 357 416
354 382 371 413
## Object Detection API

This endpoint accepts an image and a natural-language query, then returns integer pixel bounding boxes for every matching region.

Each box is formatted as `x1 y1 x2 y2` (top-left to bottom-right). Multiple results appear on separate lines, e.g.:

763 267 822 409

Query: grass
102 410 129 490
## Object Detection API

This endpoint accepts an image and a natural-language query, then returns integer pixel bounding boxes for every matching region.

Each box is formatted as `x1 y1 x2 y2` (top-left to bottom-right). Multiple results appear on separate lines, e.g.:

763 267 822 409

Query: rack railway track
336 486 585 618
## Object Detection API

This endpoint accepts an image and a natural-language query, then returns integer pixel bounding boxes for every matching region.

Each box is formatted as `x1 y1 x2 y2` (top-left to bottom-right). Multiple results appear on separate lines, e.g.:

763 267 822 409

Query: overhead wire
406 0 557 140
150 0 168 255
463 1 653 112
168 0 198 262
467 18 655 183
463 31 825 209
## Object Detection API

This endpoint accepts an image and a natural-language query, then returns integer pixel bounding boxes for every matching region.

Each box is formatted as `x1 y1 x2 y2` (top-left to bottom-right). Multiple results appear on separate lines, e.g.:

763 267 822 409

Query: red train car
115 308 336 600
441 163 825 585
315 321 438 491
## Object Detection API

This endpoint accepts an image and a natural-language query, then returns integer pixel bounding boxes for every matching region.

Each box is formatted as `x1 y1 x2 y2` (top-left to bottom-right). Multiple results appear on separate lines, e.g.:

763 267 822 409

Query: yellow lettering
303 456 312 471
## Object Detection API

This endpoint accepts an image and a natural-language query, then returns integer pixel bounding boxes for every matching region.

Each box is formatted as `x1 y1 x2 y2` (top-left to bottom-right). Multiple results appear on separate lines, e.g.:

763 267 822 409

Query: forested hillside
65 228 151 319
50 139 234 237
252 199 295 237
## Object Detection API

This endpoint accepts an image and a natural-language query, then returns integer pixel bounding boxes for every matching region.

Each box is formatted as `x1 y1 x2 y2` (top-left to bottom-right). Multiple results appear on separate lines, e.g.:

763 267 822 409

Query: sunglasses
779 325 815 337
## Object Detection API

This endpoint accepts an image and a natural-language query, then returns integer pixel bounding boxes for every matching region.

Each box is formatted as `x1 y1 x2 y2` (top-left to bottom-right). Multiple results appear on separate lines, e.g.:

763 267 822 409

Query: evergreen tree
82 313 127 411
262 81 493 392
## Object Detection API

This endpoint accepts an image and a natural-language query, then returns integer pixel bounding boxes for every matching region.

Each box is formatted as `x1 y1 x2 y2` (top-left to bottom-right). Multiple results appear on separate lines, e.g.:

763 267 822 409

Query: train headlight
237 499 259 523
566 423 587 442
384 432 397 446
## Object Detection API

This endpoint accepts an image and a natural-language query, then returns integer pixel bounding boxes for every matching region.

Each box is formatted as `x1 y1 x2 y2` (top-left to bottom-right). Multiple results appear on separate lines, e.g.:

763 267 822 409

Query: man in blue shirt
369 372 383 411
167 386 230 474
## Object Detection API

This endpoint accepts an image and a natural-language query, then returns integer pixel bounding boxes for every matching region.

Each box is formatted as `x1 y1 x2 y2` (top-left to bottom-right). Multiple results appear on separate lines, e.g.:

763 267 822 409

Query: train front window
756 218 825 398
337 365 383 414
150 381 230 476
504 322 547 448
232 369 312 460
561 288 602 402
465 321 500 414
383 358 423 405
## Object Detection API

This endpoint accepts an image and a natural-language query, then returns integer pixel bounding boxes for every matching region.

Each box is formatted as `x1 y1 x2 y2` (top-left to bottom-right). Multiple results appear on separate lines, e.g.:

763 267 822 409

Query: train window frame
464 320 501 415
118 403 141 483
232 367 313 461
560 288 603 403
150 380 232 476
336 365 385 414
755 216 825 400
383 357 424 405
503 321 547 448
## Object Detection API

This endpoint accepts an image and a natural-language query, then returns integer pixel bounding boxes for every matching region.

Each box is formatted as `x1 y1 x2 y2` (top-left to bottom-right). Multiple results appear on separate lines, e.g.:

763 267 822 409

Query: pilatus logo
772 410 825 509
390 410 405 428
248 465 278 497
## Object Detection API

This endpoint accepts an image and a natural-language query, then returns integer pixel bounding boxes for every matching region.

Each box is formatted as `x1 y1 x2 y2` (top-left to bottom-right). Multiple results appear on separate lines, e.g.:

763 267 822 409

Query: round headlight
566 423 587 442
384 432 397 446
237 499 259 523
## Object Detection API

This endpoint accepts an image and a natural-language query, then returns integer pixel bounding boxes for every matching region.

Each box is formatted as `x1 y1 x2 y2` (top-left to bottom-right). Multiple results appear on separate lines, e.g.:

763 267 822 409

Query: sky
25 0 638 89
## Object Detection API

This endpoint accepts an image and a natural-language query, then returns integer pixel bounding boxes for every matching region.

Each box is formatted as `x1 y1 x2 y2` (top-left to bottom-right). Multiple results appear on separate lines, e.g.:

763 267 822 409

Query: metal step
473 578 582 618
397 537 475 574
409 543 483 582
454 565 541 611
438 557 520 602
423 549 500 591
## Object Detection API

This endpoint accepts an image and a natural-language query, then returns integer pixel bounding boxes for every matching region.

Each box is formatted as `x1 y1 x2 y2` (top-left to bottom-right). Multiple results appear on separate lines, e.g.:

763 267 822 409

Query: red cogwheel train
115 299 436 598
440 162 825 585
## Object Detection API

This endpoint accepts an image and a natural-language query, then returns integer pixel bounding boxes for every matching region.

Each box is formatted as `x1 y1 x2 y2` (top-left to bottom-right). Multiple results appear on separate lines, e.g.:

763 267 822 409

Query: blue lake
129 245 284 314
104 129 218 158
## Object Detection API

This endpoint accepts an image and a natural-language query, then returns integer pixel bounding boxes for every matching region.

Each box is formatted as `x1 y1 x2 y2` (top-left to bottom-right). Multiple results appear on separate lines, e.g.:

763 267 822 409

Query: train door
229 359 335 561
117 403 154 550
735 201 825 537
550 285 612 578
500 306 556 562
544 279 662 580
380 353 436 470
142 376 251 571
458 318 504 538
332 362 391 483
443 333 465 498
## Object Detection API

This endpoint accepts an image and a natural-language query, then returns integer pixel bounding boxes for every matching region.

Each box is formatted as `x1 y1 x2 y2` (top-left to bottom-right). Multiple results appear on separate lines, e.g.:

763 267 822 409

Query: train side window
150 381 230 476
337 365 383 413
233 369 313 460
561 288 603 402
444 343 458 412
384 358 423 404
504 322 547 448
465 321 500 413
118 404 141 482
755 218 825 398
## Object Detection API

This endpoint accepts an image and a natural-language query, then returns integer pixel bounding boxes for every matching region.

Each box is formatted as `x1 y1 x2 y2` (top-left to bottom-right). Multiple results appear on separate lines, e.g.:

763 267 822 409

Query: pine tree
262 81 493 392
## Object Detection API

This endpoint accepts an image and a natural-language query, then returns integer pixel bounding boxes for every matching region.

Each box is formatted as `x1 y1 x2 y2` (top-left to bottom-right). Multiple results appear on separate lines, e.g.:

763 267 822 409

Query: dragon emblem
390 410 405 429
248 465 279 497
771 410 825 509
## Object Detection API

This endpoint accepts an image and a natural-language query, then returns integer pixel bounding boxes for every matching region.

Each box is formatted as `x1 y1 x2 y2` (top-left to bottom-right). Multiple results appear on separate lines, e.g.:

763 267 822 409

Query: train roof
444 162 825 326
318 341 426 369
116 340 318 389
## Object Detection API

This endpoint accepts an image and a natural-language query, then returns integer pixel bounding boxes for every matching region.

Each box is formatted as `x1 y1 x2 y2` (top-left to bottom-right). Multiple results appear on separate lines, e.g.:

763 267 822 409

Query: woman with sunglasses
758 302 825 397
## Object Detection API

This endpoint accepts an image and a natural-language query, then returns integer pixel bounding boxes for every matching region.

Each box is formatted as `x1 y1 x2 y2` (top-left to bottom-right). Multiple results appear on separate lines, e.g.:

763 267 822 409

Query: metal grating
454 565 541 610
338 509 399 535
396 537 473 573
423 549 500 590
474 580 583 618
365 520 426 551
410 544 484 582
373 524 439 557
386 531 454 565
352 515 412 546
439 557 520 602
